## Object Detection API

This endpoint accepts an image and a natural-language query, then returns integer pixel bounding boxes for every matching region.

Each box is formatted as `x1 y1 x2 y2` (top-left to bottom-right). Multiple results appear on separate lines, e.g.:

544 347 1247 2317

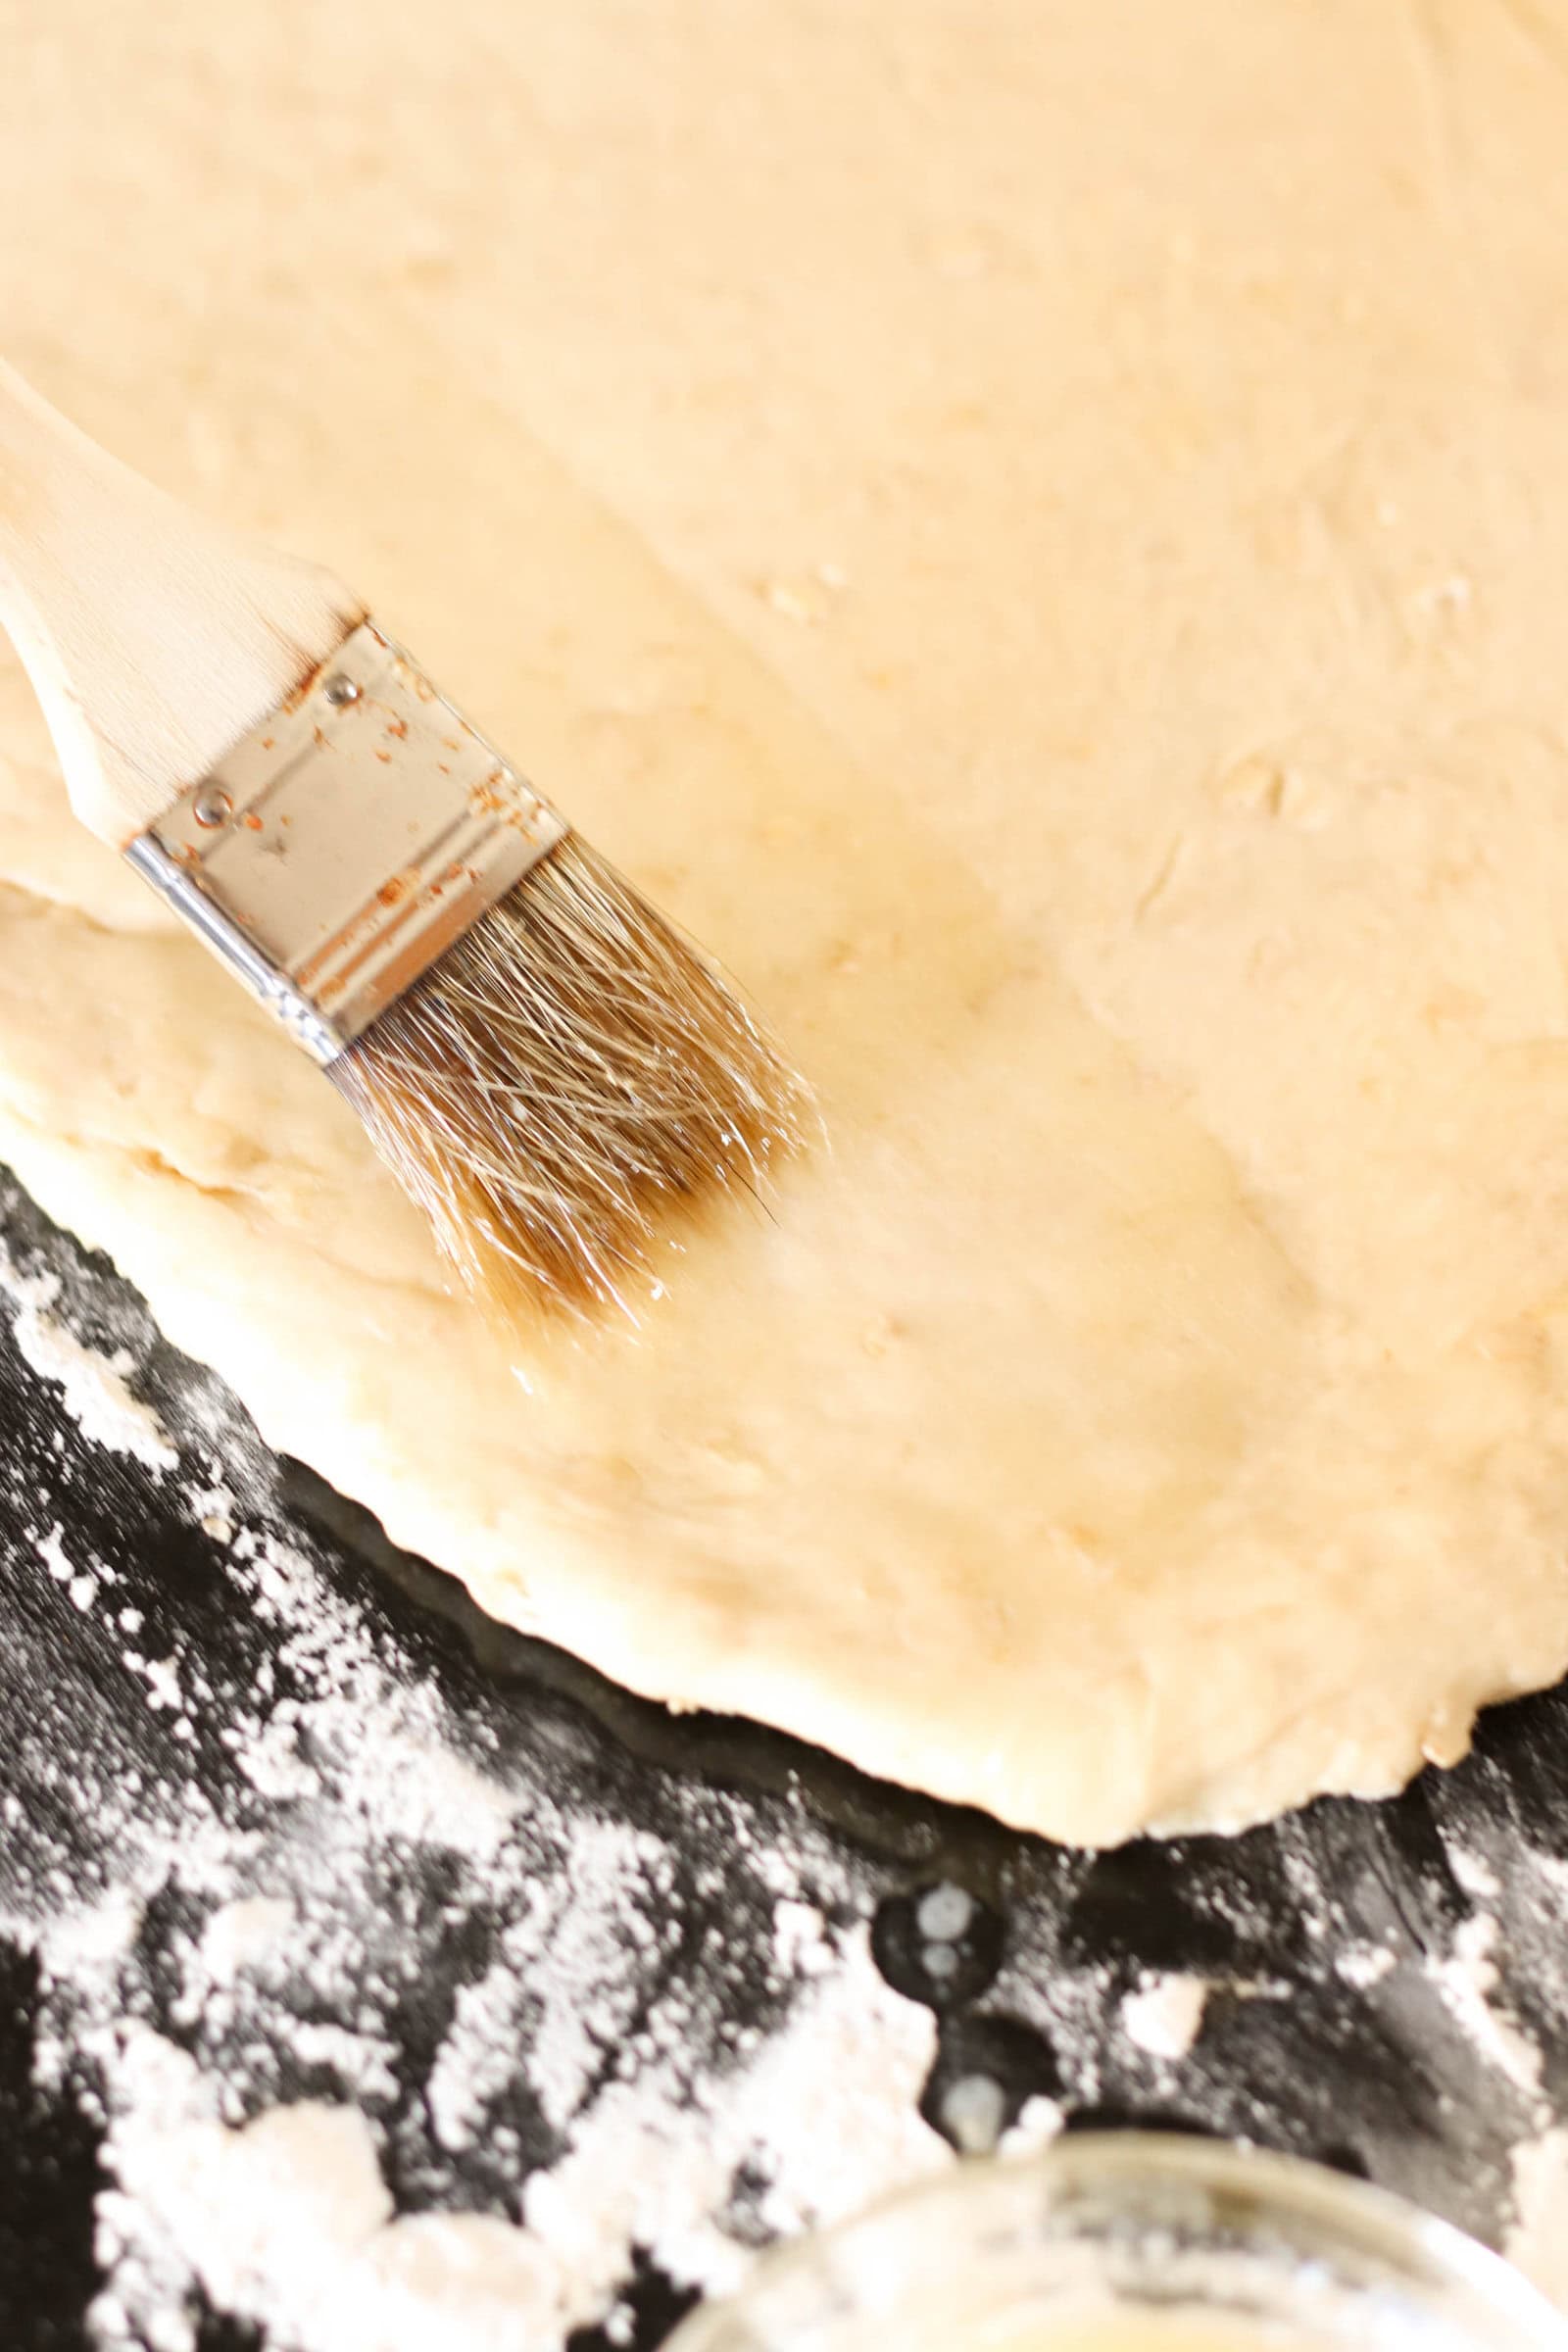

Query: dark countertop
1 1166 1564 2349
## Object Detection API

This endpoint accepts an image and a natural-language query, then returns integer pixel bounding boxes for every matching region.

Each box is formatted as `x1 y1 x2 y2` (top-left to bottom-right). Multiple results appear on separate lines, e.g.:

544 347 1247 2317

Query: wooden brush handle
0 360 363 848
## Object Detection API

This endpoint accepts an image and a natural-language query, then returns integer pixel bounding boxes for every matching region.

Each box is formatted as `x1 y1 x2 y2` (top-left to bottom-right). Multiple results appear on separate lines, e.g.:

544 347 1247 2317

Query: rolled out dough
5 2 1568 1843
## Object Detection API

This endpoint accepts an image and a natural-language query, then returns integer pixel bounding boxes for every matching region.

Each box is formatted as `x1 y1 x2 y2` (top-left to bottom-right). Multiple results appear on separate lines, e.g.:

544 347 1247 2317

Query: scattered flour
1449 1849 1503 1905
1120 1972 1208 2063
73 1876 940 2352
38 1521 77 1584
0 1245 177 1472
521 1927 940 2316
30 1506 111 1616
1335 1944 1396 1990
999 2094 1064 2158
1430 1914 1547 2109
201 1897 299 1982
6 1384 948 2352
773 1897 836 1981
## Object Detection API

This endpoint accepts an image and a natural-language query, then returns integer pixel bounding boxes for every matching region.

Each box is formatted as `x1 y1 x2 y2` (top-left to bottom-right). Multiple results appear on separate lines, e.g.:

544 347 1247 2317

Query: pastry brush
0 361 807 1320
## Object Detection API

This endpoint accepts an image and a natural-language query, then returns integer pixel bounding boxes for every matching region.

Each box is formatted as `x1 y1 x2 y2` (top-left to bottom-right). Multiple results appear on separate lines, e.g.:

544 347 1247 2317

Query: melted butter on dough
5 2 1568 1841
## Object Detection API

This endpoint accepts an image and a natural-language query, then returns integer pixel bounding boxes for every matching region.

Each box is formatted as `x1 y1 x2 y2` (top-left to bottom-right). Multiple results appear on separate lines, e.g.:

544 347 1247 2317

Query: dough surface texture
4 2 1568 1843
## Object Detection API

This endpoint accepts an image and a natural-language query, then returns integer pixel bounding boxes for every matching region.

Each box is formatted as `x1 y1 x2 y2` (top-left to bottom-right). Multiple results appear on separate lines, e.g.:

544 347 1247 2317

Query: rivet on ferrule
122 621 569 1064
191 786 232 829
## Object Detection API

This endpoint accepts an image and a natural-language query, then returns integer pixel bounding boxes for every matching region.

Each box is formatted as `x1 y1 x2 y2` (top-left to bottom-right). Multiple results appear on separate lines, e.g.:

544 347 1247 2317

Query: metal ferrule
124 620 568 1063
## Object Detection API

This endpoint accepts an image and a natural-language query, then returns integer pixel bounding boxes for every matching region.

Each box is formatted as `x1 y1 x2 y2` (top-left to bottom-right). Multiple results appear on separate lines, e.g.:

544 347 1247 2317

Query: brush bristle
328 835 810 1321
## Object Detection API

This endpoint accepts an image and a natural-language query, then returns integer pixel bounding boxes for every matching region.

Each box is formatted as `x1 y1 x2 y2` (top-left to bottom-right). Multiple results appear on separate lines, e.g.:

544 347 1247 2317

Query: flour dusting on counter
0 1244 176 1472
1430 1914 1547 2111
2 1302 944 2352
1120 1974 1208 2063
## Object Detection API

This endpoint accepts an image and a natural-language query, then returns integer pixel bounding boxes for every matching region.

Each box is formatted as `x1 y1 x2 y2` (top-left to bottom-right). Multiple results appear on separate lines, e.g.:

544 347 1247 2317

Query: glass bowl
666 2134 1567 2352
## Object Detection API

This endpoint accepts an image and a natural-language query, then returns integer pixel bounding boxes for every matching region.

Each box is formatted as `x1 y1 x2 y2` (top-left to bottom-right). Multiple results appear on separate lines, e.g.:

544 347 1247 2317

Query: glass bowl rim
666 2132 1568 2352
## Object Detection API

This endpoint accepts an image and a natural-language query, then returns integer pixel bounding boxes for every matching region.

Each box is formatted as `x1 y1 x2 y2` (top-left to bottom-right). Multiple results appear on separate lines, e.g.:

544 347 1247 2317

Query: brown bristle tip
329 835 813 1323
